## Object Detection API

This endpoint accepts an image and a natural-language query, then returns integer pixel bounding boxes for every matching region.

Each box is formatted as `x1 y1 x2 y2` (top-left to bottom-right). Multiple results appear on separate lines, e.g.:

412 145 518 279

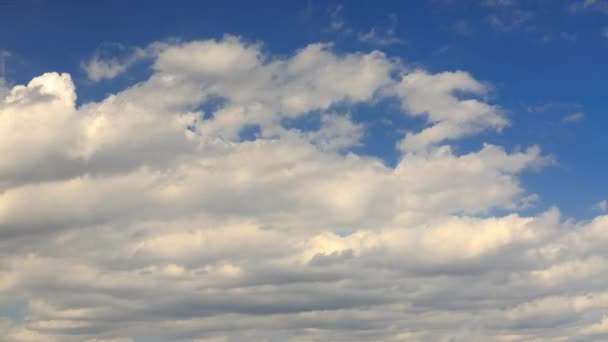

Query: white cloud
327 4 350 33
595 200 608 212
82 55 132 81
358 28 403 46
395 70 508 153
0 50 11 98
570 0 608 14
453 20 473 36
81 43 165 81
1 36 606 341
481 0 516 8
486 9 535 32
562 111 585 123
358 14 404 46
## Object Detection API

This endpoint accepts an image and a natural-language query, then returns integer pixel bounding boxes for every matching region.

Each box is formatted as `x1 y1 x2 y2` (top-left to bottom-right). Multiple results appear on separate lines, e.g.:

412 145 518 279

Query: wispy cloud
81 42 165 82
595 200 608 212
486 9 535 32
0 50 9 78
569 0 608 14
327 4 350 33
480 0 517 8
358 14 404 46
526 102 583 115
453 20 474 36
562 112 585 124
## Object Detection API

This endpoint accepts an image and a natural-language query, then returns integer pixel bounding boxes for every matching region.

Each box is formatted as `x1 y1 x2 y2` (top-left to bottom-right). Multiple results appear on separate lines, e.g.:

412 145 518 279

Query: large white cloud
0 36 604 341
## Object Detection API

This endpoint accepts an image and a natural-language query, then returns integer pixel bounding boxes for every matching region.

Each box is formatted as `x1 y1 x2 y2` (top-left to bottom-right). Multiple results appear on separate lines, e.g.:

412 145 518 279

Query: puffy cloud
81 43 164 82
82 55 133 81
395 70 508 153
0 36 603 341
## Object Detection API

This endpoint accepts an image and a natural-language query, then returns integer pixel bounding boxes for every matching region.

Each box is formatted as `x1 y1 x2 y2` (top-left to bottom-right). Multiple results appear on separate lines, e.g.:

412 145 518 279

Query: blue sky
2 0 606 219
3 1 608 341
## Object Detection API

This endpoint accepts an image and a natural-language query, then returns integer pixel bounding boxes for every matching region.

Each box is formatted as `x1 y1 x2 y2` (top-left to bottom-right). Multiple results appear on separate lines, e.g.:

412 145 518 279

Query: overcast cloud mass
2 2 608 341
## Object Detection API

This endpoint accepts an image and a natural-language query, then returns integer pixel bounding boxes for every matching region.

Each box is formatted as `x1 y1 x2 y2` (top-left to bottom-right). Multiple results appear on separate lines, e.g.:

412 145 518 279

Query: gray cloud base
0 37 603 342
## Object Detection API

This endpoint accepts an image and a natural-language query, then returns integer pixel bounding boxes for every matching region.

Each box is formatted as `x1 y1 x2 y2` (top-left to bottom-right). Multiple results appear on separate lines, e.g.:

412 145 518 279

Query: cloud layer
1 36 605 341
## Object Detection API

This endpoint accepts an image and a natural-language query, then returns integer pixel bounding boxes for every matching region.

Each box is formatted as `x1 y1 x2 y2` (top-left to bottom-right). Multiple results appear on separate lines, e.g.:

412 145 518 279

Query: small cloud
602 27 608 38
435 45 451 54
562 112 585 124
569 0 608 14
82 56 132 82
594 200 608 212
0 50 9 77
453 20 473 36
358 14 403 46
0 50 10 98
81 43 160 82
301 0 314 19
526 103 554 113
519 193 540 209
526 102 583 115
358 28 403 45
481 0 517 8
560 32 578 42
541 32 577 44
327 4 350 33
486 10 535 32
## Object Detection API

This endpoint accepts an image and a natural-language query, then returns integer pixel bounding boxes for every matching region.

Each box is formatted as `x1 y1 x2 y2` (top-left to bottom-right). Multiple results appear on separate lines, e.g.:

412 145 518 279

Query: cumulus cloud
0 36 605 341
395 70 508 153
81 43 165 81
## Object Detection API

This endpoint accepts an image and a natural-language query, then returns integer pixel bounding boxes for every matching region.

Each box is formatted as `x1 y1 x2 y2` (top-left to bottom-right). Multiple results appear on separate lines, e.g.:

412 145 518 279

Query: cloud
0 50 9 74
0 78 7 99
395 70 508 153
326 4 351 33
570 0 608 14
80 43 165 82
595 200 608 212
358 14 404 46
358 28 403 46
481 0 517 8
562 111 585 123
486 9 535 32
480 0 517 8
1 36 607 341
453 20 474 36
0 50 10 98
477 0 536 33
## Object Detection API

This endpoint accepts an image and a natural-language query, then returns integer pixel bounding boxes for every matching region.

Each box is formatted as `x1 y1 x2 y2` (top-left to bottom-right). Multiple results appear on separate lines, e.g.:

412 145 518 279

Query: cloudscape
1 1 608 341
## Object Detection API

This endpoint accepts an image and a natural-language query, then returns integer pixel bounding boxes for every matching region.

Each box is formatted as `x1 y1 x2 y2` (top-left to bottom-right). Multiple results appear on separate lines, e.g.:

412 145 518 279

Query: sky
1 0 608 341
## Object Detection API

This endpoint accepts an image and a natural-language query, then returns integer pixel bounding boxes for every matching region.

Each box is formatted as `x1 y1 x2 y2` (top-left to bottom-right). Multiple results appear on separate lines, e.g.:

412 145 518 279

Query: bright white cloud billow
1 36 607 341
